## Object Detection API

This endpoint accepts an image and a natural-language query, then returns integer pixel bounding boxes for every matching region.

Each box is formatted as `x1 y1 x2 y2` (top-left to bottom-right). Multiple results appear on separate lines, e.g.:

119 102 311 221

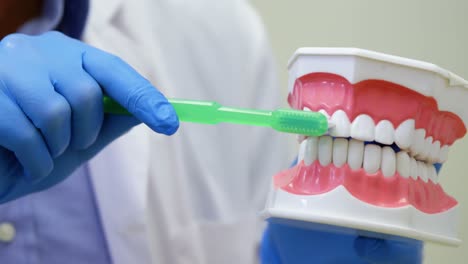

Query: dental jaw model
263 48 468 245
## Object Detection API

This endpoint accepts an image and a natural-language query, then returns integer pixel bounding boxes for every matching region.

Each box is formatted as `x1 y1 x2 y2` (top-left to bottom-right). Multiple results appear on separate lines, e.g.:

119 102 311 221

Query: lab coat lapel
84 0 153 263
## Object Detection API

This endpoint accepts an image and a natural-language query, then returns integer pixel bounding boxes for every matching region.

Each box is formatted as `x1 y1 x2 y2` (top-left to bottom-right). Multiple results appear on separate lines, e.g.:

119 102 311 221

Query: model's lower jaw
274 160 456 214
278 72 466 215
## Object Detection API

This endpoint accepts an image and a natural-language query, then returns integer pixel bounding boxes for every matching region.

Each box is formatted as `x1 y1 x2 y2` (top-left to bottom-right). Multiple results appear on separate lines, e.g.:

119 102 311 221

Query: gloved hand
0 31 179 203
260 221 423 264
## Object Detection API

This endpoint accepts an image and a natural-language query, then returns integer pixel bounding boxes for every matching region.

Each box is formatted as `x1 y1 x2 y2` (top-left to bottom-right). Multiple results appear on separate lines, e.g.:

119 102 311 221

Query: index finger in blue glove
81 49 179 136
354 236 423 264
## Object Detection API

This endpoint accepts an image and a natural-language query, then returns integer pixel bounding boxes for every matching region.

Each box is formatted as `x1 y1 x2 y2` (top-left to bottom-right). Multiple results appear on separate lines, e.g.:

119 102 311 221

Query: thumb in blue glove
0 31 179 203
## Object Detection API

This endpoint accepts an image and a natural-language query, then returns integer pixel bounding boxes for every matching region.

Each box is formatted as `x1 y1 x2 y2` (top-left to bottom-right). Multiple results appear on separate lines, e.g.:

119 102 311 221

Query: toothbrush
103 96 332 137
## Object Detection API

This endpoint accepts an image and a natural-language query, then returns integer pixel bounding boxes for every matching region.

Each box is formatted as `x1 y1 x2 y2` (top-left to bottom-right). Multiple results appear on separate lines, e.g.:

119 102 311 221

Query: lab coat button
0 222 15 243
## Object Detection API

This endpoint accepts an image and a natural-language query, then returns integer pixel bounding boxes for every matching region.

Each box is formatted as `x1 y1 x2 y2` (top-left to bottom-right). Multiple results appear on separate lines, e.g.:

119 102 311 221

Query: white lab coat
82 0 292 263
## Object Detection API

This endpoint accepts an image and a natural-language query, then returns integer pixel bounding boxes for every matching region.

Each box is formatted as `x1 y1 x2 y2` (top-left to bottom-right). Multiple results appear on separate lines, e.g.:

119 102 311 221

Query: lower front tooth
396 152 410 178
318 136 333 166
348 139 364 170
364 144 381 174
333 138 348 167
304 137 318 165
427 164 437 183
410 158 418 180
381 147 396 177
418 161 428 183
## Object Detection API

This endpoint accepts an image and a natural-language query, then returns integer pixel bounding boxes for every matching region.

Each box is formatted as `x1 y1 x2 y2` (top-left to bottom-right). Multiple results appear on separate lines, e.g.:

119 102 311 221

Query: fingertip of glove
151 103 179 136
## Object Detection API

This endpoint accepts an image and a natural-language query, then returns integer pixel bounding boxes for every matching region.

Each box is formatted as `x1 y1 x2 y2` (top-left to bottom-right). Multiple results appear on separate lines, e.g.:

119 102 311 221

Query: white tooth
416 136 432 160
348 139 364 170
298 138 318 165
363 144 381 174
396 152 410 178
427 164 437 183
410 129 426 157
318 109 331 119
395 119 415 149
329 110 351 137
438 145 449 163
303 107 312 111
381 147 396 177
298 139 307 162
417 161 428 183
375 120 395 145
318 136 333 166
351 115 375 141
297 135 307 143
428 140 441 163
333 138 348 167
410 158 418 180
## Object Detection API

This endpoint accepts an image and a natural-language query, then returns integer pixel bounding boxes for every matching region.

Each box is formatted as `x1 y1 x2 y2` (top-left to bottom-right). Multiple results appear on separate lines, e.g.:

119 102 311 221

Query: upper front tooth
410 129 426 157
348 139 364 170
351 115 375 141
318 136 333 166
319 109 331 119
395 119 415 150
375 120 395 145
300 137 318 165
396 152 410 178
329 110 350 137
381 147 396 177
333 138 348 167
363 144 381 174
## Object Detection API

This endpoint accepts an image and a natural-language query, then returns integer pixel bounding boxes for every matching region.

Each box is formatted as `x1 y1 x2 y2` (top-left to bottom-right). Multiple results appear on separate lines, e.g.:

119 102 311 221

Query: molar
428 140 441 163
351 115 375 141
438 145 449 163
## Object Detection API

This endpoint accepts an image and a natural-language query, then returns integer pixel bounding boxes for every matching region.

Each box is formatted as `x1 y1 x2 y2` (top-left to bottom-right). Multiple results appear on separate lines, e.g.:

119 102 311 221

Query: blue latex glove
261 221 423 264
0 31 179 203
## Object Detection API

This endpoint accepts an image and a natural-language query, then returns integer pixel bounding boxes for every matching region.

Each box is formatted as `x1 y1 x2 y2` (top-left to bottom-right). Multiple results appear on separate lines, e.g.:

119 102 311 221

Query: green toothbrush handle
103 96 272 125
103 96 329 136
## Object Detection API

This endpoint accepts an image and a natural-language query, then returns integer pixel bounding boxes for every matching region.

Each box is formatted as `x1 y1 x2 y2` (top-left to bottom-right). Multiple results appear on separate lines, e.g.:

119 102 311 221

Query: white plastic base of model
287 48 468 127
262 186 460 246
